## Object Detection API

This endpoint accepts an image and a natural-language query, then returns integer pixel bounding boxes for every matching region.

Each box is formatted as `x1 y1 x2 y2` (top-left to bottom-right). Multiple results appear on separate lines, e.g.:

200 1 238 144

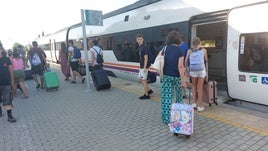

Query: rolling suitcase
203 80 218 106
169 103 194 138
24 70 33 80
43 66 60 91
91 69 111 91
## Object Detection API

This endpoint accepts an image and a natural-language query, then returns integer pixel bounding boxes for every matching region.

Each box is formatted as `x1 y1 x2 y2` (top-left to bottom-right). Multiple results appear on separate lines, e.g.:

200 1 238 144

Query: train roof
103 0 161 19
36 0 266 41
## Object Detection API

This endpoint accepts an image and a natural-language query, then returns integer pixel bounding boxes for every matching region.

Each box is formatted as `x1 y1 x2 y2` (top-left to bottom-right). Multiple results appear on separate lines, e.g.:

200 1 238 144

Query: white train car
36 0 268 105
226 1 268 105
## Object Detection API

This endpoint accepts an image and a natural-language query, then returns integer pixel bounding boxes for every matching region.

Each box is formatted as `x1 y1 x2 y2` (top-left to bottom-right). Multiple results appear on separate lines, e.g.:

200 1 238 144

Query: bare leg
19 81 28 98
197 77 205 107
141 80 149 96
12 83 18 96
191 77 198 104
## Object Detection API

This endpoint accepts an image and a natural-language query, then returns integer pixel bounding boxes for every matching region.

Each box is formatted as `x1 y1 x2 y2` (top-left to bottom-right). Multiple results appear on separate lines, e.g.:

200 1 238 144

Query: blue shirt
163 45 184 77
180 42 189 66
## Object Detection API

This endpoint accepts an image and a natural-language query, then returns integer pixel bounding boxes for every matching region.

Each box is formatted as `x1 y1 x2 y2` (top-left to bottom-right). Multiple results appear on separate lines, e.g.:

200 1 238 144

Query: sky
0 0 138 49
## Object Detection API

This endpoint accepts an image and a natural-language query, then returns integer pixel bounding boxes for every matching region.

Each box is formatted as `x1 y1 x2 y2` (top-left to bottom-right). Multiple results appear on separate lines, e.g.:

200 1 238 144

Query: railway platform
0 64 267 151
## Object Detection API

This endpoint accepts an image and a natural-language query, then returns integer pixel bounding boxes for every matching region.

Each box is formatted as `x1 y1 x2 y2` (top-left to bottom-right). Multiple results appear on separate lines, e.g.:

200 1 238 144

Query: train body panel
35 0 267 105
227 1 268 105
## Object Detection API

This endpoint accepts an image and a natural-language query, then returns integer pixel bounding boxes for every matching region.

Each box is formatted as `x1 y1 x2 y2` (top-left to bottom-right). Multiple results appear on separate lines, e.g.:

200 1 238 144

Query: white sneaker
197 106 205 112
192 103 197 109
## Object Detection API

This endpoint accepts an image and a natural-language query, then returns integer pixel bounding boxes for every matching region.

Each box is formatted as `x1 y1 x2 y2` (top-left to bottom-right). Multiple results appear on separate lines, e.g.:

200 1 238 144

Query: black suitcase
24 70 33 80
91 69 111 91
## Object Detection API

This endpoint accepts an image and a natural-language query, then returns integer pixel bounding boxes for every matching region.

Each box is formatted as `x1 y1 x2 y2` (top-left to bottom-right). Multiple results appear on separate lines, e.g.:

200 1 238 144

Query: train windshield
239 32 268 73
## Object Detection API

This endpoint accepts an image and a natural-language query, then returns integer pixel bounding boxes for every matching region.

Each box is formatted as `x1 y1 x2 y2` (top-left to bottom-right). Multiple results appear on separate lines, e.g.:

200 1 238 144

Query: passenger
185 37 208 112
89 39 103 70
160 31 186 124
11 49 28 98
136 33 153 100
0 45 16 122
25 41 47 89
67 40 85 84
179 36 189 99
58 42 71 81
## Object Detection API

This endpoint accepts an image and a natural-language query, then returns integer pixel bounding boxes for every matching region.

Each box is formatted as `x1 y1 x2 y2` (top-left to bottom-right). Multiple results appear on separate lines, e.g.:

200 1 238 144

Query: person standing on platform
185 37 208 112
90 39 103 70
58 42 71 81
11 49 28 98
67 40 85 84
25 41 47 89
136 33 153 100
160 31 186 124
0 45 16 122
179 36 189 99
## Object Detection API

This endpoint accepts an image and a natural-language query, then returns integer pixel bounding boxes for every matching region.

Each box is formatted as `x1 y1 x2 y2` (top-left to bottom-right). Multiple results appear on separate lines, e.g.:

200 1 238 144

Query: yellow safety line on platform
112 83 268 137
199 112 268 136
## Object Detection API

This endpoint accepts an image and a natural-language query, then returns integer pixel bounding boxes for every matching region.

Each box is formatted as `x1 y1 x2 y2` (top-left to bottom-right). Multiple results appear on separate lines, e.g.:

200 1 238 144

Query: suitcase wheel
186 135 190 138
215 101 218 105
174 133 179 136
209 103 212 107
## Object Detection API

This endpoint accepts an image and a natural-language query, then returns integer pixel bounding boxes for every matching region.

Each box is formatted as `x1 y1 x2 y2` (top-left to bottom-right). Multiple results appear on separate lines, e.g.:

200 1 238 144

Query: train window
239 32 268 73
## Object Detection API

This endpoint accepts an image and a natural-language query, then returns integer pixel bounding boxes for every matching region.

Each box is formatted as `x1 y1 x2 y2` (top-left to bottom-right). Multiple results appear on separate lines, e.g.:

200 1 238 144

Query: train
35 0 268 106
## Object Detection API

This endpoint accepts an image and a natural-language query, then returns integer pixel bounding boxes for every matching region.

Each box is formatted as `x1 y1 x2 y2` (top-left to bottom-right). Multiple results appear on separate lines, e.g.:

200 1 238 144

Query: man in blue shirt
136 34 153 99
179 37 188 98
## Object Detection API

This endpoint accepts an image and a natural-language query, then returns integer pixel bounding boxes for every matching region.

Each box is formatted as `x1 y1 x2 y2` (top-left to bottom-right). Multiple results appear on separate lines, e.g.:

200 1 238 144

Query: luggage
169 103 194 137
203 80 218 106
24 70 33 80
91 69 111 91
147 71 156 83
43 66 60 91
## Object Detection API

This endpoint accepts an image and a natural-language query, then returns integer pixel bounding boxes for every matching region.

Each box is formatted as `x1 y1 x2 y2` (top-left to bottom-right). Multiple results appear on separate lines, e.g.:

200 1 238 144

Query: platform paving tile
0 67 267 151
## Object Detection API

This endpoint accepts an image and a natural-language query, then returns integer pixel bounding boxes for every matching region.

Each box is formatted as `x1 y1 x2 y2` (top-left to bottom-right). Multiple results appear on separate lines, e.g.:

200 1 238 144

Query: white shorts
190 70 206 78
138 69 148 80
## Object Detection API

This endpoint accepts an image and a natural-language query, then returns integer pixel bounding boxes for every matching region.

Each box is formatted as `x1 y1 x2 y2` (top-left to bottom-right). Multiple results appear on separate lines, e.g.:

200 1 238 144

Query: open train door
189 10 228 89
226 1 268 105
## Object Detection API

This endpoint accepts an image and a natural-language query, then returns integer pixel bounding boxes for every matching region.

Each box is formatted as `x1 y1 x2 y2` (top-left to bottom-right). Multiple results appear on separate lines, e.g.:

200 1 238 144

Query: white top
90 46 102 65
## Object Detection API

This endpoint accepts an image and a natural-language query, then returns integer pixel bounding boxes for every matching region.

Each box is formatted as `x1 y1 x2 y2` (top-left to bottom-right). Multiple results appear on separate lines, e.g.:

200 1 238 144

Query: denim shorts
190 70 206 78
0 85 13 106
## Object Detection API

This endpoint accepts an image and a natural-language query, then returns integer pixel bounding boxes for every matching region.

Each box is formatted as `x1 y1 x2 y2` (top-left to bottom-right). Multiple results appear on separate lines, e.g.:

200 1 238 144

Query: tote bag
152 46 166 77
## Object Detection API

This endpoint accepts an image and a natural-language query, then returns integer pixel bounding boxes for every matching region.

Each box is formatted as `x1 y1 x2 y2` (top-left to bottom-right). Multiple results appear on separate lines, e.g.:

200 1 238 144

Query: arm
143 54 148 70
203 48 208 81
184 49 191 76
178 57 186 88
25 52 30 68
90 50 95 66
9 64 14 86
42 51 47 66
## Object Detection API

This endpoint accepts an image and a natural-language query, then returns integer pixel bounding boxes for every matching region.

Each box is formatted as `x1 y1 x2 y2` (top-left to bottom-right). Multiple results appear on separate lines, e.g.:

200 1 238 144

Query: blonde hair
192 37 201 46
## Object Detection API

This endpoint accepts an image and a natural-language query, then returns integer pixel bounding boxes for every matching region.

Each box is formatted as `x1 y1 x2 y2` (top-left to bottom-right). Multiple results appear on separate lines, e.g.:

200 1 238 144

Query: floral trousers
161 75 183 124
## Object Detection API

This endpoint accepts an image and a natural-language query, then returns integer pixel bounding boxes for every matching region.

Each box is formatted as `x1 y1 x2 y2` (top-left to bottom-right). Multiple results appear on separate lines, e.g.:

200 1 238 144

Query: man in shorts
0 45 16 122
25 41 47 89
67 40 85 84
136 34 153 99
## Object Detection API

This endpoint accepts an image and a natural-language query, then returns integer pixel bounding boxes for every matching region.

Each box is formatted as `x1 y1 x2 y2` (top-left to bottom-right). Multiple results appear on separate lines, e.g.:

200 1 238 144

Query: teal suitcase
43 71 60 91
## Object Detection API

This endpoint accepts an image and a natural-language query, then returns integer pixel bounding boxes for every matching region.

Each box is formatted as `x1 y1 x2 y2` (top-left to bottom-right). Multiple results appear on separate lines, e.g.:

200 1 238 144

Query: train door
189 10 228 89
226 2 268 105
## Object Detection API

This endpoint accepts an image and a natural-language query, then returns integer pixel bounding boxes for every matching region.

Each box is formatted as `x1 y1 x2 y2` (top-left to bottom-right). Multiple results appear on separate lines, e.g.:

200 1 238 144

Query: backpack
31 52 42 66
189 48 205 71
73 46 81 59
93 48 103 64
